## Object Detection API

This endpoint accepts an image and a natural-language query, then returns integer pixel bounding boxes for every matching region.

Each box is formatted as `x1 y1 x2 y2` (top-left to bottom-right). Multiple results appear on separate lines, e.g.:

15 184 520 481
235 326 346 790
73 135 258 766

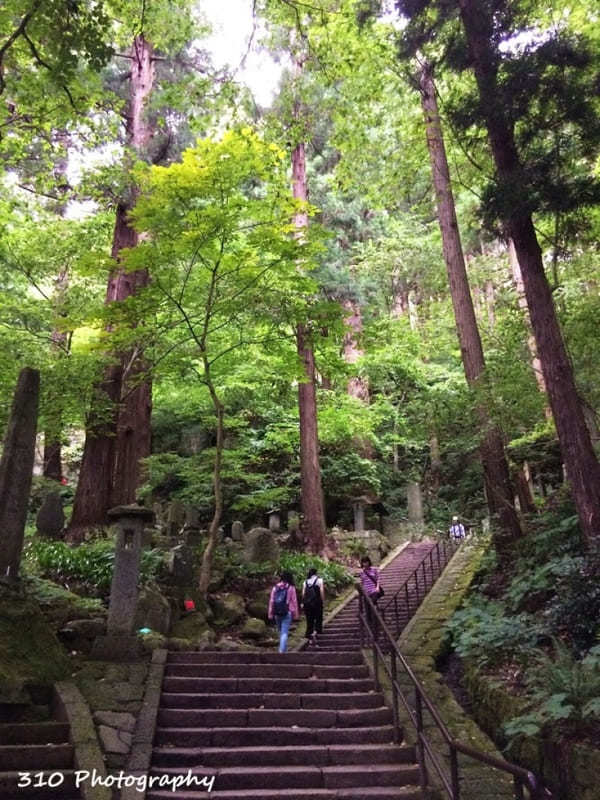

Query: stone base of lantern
90 634 144 662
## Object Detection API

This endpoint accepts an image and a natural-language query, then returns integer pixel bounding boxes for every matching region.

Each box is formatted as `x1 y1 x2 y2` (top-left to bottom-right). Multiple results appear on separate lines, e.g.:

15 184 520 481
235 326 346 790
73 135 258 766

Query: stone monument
91 504 154 661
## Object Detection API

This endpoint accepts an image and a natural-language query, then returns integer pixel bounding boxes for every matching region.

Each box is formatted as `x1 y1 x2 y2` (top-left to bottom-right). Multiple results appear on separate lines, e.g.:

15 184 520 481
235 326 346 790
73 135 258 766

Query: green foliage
504 641 600 742
278 551 354 594
446 597 543 669
24 538 164 594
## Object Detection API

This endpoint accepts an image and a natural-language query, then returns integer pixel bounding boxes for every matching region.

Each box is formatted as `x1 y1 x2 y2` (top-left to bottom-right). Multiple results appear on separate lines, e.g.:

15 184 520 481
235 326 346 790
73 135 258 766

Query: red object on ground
184 599 195 611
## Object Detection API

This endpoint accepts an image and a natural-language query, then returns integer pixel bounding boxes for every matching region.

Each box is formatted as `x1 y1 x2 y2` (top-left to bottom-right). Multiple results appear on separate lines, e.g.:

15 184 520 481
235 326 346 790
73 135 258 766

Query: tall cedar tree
68 36 154 539
396 0 600 553
419 61 522 547
292 48 327 554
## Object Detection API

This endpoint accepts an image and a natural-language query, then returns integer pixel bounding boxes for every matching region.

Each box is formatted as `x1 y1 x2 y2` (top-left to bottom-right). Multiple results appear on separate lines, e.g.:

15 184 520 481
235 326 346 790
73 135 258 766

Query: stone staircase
317 541 438 651
146 542 450 799
0 719 82 799
148 650 421 799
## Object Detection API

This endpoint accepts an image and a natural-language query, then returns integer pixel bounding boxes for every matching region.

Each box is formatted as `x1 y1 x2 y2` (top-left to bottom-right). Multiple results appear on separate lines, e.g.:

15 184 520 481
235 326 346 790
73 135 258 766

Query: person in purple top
268 570 299 653
359 556 382 635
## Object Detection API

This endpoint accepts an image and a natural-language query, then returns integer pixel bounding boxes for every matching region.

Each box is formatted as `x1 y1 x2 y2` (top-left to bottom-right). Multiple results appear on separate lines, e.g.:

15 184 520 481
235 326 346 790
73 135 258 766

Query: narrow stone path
146 540 444 799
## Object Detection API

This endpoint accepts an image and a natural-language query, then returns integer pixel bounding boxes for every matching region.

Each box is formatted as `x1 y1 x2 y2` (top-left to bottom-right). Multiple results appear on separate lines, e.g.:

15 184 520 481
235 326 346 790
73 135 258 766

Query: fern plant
504 640 600 742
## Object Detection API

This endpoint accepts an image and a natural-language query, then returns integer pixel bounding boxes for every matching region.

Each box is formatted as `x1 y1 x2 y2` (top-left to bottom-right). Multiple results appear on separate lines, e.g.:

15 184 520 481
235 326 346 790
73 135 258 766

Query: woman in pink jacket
268 570 299 653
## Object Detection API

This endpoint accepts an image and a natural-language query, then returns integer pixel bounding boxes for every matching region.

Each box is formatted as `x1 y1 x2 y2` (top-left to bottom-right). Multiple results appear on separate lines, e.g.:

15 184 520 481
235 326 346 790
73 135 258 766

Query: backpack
273 583 289 617
303 578 321 610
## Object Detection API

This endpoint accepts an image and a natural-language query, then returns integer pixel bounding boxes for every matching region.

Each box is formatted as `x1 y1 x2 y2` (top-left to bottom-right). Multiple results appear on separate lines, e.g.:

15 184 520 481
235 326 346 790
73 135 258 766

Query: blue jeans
275 612 292 652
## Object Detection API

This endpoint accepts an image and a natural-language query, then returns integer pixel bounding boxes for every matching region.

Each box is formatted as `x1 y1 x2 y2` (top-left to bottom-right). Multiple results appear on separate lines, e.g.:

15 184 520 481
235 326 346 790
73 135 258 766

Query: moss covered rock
211 593 246 628
0 583 70 703
241 618 267 639
24 576 106 629
246 588 272 621
170 612 208 640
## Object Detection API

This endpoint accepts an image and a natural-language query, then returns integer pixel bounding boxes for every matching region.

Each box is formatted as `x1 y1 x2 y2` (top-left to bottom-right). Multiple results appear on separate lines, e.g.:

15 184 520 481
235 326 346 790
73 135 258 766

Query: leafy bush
504 554 584 612
25 538 164 594
446 597 544 669
504 640 600 742
278 552 354 594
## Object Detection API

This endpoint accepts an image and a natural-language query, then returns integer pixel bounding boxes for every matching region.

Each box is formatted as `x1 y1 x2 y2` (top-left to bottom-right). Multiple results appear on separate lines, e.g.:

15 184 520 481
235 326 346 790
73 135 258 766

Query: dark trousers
365 593 379 639
305 605 323 638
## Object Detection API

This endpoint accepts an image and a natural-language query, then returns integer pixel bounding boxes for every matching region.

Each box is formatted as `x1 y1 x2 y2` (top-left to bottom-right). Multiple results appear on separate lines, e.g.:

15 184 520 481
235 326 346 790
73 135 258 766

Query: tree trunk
68 36 154 537
419 61 522 546
198 372 224 596
429 432 442 492
342 299 369 402
458 0 600 553
508 240 552 417
0 368 40 581
291 57 327 552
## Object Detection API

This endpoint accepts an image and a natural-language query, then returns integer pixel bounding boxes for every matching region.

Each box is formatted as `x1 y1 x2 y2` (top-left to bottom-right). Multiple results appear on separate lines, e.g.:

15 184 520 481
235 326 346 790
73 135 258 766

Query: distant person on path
302 567 325 647
449 515 466 540
268 570 299 653
359 556 382 635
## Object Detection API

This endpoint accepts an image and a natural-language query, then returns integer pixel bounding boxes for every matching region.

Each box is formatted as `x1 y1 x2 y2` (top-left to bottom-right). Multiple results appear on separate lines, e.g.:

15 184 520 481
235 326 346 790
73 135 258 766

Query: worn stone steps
160 691 385 709
147 786 421 799
157 706 393 728
163 676 376 693
154 723 398 747
164 663 370 679
151 763 420 790
152 743 415 768
146 543 454 797
0 720 82 799
0 742 74 771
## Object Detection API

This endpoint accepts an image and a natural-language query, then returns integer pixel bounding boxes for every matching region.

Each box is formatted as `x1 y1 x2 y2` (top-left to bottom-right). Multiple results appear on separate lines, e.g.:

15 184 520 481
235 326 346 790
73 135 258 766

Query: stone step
162 677 376 694
154 724 397 748
0 770 78 797
147 786 421 799
168 651 362 666
151 763 420 791
157 707 393 729
160 692 385 710
152 743 415 769
164 664 369 679
0 722 70 745
0 743 74 770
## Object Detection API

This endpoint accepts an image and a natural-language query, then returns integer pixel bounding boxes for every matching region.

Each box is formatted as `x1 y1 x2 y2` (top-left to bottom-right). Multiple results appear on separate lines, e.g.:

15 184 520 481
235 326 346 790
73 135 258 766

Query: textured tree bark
0 368 40 581
198 368 224 596
69 37 154 537
342 299 369 401
291 56 327 552
458 0 600 553
419 61 522 546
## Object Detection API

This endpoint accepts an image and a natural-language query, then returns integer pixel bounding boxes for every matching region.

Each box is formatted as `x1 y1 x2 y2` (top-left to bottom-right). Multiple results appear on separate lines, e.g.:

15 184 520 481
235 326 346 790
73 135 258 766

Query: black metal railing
358 587 552 800
379 537 462 638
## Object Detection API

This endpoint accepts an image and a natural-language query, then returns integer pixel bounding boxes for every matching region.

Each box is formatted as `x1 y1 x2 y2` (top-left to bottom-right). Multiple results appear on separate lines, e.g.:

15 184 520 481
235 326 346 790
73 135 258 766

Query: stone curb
122 648 167 800
53 681 112 800
362 538 515 800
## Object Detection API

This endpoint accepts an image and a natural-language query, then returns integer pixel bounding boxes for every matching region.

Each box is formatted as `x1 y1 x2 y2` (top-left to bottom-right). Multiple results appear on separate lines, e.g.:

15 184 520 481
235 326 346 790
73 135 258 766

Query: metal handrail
379 537 461 637
358 586 552 800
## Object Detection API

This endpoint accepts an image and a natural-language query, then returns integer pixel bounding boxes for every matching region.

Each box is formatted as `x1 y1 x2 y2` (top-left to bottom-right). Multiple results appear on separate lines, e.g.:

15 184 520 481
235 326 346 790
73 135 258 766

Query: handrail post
415 688 428 791
394 595 400 637
390 649 401 744
373 619 380 691
436 542 441 573
450 743 460 799
358 592 365 648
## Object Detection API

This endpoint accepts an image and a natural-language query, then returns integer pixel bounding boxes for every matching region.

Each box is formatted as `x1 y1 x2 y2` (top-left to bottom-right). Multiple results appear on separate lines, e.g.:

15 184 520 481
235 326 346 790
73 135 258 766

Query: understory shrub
446 596 544 669
504 640 600 742
25 538 164 594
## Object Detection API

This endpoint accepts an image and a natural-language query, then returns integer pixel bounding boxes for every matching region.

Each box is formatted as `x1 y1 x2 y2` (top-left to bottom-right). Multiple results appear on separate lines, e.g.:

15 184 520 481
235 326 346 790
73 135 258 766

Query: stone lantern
91 504 154 661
